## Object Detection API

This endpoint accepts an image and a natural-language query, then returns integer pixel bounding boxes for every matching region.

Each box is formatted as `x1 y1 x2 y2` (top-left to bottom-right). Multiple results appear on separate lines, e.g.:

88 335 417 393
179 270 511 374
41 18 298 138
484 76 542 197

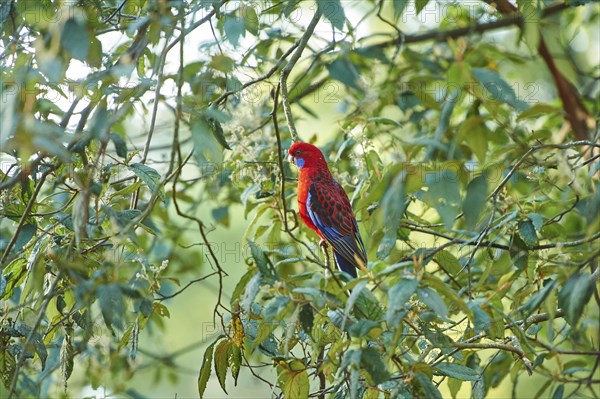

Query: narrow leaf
472 68 529 111
214 339 232 394
435 362 480 381
61 18 89 60
317 0 346 30
327 58 361 92
518 220 539 248
386 278 418 327
110 133 128 158
97 284 125 331
128 163 164 201
360 347 391 385
418 287 449 319
463 176 488 229
558 272 594 326
198 337 222 398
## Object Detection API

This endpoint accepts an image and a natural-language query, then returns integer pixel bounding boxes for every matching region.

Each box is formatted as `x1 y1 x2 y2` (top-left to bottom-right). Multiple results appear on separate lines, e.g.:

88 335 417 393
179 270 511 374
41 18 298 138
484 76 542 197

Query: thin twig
0 169 52 269
156 272 219 301
369 2 570 49
7 272 62 399
211 42 300 107
280 8 323 142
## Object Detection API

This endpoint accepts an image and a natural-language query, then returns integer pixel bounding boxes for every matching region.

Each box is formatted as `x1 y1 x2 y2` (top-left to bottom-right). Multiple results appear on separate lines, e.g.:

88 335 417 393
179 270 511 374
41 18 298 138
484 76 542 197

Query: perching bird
288 142 367 278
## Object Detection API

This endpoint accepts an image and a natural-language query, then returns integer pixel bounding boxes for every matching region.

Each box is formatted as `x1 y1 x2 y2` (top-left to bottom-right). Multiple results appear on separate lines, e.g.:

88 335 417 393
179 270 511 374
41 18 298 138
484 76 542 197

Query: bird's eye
294 150 301 156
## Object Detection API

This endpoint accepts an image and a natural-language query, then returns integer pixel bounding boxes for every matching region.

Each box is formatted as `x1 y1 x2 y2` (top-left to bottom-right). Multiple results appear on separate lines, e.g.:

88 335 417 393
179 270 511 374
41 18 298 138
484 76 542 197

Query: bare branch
280 8 323 142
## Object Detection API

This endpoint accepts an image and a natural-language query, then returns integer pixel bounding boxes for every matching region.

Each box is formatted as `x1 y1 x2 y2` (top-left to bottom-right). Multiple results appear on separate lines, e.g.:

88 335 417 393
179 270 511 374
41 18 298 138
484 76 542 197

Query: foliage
0 0 599 398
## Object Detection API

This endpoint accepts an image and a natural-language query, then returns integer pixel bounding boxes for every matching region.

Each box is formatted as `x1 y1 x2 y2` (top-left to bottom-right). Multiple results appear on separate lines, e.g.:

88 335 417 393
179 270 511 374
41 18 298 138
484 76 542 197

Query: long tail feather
333 251 357 278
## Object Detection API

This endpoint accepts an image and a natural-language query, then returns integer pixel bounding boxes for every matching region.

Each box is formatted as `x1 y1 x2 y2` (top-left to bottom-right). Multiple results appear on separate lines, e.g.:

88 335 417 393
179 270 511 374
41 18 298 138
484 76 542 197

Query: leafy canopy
0 0 598 398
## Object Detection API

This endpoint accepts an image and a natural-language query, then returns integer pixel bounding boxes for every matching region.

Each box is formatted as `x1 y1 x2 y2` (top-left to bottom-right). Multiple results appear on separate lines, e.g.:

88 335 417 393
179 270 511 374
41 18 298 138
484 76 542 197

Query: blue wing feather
306 183 366 277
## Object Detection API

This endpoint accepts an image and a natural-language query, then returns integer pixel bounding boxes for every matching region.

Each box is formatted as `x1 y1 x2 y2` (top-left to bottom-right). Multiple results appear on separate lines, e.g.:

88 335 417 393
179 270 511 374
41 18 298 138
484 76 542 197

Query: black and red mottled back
288 142 367 277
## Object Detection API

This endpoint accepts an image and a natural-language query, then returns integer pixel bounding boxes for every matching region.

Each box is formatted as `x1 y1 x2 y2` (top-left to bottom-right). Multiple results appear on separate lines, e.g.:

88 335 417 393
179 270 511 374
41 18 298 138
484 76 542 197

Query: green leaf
463 176 488 229
518 219 539 248
247 240 276 279
209 55 235 73
393 0 410 19
417 287 449 319
212 206 229 227
12 223 36 254
110 133 128 158
14 322 47 370
426 88 459 160
128 163 164 201
518 0 540 52
377 170 406 259
414 372 443 399
223 15 245 47
327 58 361 92
0 2 11 30
354 287 384 321
415 0 430 14
433 251 462 276
468 300 491 334
264 296 291 321
278 360 309 399
203 111 231 150
423 169 461 230
60 334 74 383
519 279 556 315
510 233 529 270
88 37 103 68
241 273 261 314
191 118 224 164
61 18 89 61
198 337 221 398
240 5 259 36
397 90 420 110
558 272 595 326
434 362 480 381
299 304 314 334
97 284 126 331
109 181 141 200
360 347 391 385
527 213 544 233
317 0 346 30
214 339 232 394
386 278 418 327
552 384 564 399
230 270 254 308
448 377 463 399
0 347 16 390
348 320 380 338
0 274 5 298
230 344 242 385
424 327 454 353
517 104 560 121
472 68 529 111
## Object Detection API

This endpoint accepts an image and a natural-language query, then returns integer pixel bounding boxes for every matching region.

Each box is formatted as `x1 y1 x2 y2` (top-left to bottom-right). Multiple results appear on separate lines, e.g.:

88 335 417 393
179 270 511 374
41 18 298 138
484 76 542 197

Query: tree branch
370 2 570 49
0 168 52 269
280 8 322 142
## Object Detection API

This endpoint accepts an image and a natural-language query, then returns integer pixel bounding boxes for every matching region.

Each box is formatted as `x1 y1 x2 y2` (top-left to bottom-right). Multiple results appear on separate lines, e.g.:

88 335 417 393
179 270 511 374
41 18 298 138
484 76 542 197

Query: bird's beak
288 154 295 165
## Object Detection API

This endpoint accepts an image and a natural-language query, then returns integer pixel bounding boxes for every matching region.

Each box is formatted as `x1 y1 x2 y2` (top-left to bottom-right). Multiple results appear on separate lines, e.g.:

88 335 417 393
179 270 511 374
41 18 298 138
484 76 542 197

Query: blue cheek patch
295 158 305 169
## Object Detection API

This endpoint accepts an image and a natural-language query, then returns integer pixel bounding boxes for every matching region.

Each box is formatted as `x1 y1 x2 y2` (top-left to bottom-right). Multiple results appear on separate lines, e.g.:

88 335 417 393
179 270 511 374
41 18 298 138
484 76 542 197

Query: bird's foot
319 239 328 251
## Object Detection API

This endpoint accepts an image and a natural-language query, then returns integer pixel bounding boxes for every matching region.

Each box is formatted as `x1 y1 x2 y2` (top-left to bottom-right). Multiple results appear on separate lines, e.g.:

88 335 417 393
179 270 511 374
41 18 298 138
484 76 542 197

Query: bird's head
288 142 327 170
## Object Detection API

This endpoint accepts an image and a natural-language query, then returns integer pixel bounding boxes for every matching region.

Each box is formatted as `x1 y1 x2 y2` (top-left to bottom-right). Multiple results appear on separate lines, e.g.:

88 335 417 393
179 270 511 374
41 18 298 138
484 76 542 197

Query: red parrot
288 142 367 278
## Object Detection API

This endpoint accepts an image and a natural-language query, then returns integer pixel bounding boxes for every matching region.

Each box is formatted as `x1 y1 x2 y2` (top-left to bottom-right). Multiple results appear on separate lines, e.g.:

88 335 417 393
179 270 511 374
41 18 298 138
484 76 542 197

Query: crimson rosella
288 142 367 278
